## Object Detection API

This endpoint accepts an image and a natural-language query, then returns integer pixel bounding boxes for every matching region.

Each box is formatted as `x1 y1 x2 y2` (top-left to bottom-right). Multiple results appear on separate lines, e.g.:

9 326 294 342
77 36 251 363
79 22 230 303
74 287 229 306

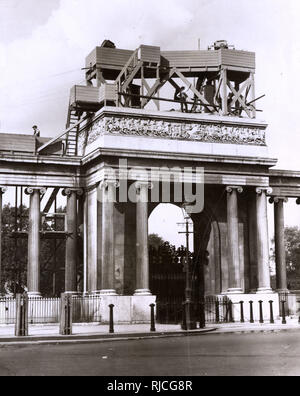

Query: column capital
99 180 119 190
255 187 273 195
62 188 83 197
0 187 7 194
226 186 243 194
269 196 288 204
25 187 46 196
134 181 153 193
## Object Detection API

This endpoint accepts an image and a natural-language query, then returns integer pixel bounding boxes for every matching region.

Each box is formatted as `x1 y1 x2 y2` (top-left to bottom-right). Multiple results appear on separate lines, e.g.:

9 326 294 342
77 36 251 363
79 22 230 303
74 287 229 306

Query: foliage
1 203 28 294
148 233 165 250
1 204 69 297
284 227 300 276
148 233 192 270
271 226 300 289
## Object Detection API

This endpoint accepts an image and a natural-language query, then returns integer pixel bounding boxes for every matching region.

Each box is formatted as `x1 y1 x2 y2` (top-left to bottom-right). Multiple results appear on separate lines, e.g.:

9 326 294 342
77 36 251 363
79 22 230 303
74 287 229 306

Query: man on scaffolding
174 86 188 113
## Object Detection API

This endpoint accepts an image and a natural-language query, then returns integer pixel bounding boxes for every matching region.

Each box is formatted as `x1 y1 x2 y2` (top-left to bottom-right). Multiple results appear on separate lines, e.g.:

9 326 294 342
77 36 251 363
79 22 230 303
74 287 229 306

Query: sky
0 0 300 247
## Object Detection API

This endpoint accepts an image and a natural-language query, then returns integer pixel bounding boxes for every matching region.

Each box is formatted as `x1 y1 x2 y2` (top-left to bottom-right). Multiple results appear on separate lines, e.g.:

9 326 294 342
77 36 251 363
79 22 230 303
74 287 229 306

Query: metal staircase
65 103 80 156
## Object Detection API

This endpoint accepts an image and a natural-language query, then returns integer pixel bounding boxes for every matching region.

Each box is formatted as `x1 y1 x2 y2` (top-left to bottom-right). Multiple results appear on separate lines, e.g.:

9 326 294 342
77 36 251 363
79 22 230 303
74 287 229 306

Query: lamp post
178 207 195 330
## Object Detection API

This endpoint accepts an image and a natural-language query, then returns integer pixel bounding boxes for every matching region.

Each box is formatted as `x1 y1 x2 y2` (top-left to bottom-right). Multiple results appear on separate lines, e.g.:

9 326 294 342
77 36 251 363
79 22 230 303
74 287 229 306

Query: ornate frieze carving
78 115 266 154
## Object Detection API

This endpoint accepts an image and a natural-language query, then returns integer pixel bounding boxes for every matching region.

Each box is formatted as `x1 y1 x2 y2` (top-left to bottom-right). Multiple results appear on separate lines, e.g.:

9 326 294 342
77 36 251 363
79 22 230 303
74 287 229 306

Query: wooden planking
99 83 118 102
0 134 36 152
162 49 255 70
86 45 255 71
139 45 160 64
70 85 100 105
85 48 97 68
85 47 133 68
220 49 255 69
161 50 220 68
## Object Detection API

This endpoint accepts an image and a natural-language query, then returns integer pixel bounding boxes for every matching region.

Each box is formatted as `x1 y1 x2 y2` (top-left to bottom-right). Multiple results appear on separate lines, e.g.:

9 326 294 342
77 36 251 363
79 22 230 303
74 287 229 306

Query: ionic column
0 187 7 295
269 197 288 292
256 187 273 293
134 182 151 296
62 188 83 294
25 187 46 296
226 186 243 293
100 180 117 295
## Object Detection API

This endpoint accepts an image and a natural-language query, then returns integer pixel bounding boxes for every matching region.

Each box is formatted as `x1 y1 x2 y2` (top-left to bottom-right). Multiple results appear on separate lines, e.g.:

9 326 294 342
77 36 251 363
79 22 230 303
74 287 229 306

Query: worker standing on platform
203 79 215 113
174 86 188 113
32 125 40 137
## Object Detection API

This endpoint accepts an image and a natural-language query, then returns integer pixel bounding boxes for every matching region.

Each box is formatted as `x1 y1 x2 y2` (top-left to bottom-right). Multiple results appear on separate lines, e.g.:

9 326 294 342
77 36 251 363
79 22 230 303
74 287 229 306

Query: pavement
0 317 299 346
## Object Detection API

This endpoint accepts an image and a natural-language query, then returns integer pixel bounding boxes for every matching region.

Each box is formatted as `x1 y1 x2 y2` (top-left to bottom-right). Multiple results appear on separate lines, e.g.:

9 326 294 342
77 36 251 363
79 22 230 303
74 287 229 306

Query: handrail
66 98 72 129
116 47 139 86
37 114 90 154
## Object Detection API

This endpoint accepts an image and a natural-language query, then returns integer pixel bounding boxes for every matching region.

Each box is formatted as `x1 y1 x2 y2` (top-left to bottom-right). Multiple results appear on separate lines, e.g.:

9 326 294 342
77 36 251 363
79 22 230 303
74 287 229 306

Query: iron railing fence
28 297 60 324
72 294 101 323
201 296 234 323
278 291 300 317
156 297 183 324
155 296 234 324
0 295 102 325
0 296 16 324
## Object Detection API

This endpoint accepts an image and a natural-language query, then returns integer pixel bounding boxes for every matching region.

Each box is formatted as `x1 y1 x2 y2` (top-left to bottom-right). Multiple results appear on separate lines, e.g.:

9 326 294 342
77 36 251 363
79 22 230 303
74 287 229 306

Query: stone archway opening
148 203 195 323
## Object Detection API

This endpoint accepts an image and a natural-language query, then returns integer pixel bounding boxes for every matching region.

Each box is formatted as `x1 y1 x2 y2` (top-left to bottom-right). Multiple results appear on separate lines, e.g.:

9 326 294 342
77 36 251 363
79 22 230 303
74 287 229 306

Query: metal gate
149 244 186 324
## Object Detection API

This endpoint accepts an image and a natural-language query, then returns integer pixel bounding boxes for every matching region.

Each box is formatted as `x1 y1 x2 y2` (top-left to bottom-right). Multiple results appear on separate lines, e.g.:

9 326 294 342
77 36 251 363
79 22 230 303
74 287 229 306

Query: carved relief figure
85 115 266 146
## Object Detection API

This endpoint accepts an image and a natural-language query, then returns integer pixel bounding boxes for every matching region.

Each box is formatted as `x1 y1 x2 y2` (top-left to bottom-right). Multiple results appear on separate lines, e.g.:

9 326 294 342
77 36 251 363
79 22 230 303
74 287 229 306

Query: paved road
1 331 300 376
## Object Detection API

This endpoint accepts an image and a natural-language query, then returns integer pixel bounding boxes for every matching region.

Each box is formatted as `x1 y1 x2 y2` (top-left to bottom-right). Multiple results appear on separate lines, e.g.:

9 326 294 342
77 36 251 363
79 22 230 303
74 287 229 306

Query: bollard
215 299 220 323
224 300 229 322
109 304 114 333
249 301 254 323
259 300 264 323
240 301 245 323
181 302 187 330
60 293 72 335
281 300 287 325
199 299 206 329
150 303 156 332
269 301 274 324
15 293 28 337
228 301 234 323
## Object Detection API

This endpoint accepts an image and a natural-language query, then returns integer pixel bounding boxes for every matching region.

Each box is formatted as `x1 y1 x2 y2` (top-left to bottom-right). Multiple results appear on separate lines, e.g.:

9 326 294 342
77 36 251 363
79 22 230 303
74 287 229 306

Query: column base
64 291 80 295
27 292 41 297
134 289 152 296
100 289 117 296
98 295 156 324
276 288 289 294
226 288 243 294
256 287 274 294
249 289 258 294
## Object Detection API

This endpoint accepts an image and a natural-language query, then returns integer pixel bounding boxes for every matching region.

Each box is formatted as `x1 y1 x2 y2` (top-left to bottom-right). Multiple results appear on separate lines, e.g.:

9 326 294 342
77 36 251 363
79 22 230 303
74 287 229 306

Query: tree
148 233 165 249
271 226 300 290
1 203 28 294
284 227 300 288
1 204 68 297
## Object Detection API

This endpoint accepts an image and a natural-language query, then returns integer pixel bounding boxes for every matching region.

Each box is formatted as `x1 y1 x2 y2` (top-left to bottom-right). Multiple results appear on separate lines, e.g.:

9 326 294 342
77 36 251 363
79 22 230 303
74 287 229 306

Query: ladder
65 103 80 156
116 47 142 106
